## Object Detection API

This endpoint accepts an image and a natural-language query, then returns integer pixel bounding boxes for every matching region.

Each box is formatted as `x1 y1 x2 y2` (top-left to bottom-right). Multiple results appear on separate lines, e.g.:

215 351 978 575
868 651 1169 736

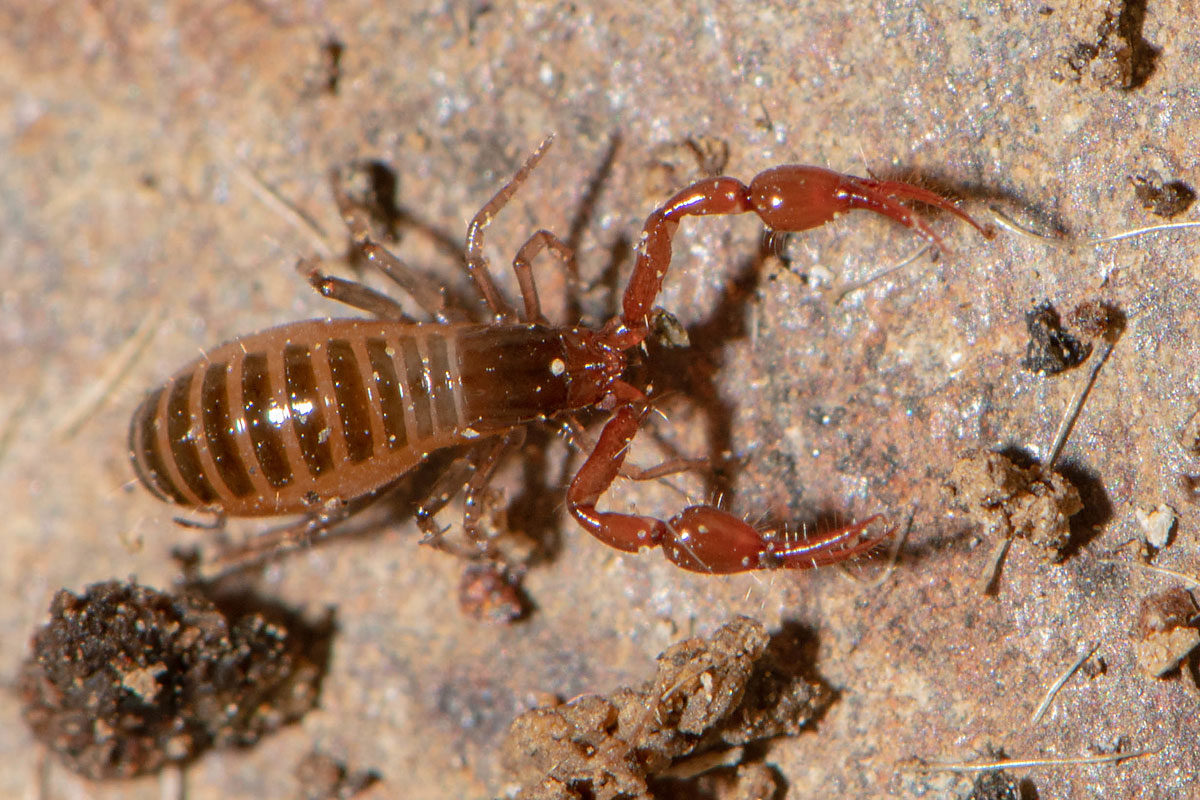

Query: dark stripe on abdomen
366 337 408 450
284 344 335 477
328 339 374 462
166 372 217 503
241 352 293 488
201 363 254 497
132 388 189 504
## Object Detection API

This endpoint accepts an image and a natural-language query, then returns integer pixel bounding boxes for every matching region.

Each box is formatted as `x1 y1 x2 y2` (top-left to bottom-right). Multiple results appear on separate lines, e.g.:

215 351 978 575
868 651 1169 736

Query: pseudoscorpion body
131 136 989 573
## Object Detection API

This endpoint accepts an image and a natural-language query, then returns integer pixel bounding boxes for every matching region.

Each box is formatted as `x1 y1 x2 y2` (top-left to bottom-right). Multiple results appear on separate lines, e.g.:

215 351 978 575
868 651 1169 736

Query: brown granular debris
1132 587 1200 678
20 581 326 780
502 616 830 800
1131 174 1195 218
964 768 1021 800
458 563 527 624
946 450 1083 560
1065 300 1122 340
1178 407 1200 456
1020 301 1090 376
1053 1 1158 89
294 751 381 800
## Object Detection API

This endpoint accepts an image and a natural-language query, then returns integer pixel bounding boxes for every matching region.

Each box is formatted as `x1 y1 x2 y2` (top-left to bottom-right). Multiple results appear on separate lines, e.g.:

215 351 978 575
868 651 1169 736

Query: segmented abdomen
129 319 478 516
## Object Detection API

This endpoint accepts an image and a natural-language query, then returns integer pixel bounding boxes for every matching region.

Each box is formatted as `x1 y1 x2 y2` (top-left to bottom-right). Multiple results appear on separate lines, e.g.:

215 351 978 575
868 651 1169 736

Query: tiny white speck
550 358 565 376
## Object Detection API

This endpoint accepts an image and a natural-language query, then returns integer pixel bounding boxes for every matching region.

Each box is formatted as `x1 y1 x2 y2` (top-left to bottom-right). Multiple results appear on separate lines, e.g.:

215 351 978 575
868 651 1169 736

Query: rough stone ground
2 2 1199 798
